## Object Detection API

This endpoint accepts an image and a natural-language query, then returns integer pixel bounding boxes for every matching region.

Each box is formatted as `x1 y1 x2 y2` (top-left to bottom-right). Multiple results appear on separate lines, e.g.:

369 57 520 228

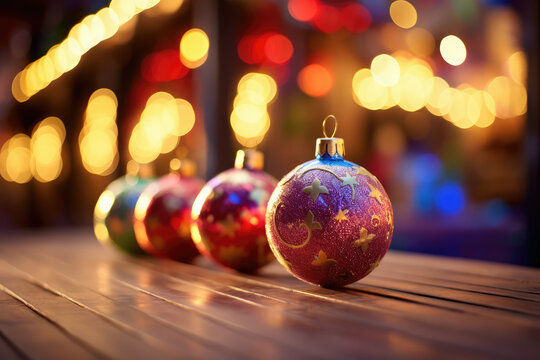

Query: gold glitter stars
217 214 238 238
339 172 359 200
367 256 381 274
353 227 375 252
302 177 329 202
367 182 383 205
353 166 378 182
334 208 349 223
303 211 322 230
386 210 393 230
311 250 337 272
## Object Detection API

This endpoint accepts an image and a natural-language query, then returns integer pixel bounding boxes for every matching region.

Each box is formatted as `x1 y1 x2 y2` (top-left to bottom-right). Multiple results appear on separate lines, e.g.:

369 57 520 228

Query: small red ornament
191 150 277 272
134 159 204 262
265 116 394 287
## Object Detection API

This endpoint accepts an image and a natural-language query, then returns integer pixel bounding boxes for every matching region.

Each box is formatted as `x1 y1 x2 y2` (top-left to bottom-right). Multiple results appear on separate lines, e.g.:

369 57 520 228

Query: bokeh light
11 0 173 102
180 28 210 69
80 89 119 175
371 54 400 87
389 0 417 29
0 135 32 184
486 76 527 119
264 34 294 64
406 28 435 57
230 73 277 147
288 0 319 22
297 64 333 97
31 117 65 182
440 35 467 66
129 92 196 163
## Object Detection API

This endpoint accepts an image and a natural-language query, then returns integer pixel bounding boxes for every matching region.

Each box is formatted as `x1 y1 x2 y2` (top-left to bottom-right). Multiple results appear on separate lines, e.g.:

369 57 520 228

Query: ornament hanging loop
322 115 337 138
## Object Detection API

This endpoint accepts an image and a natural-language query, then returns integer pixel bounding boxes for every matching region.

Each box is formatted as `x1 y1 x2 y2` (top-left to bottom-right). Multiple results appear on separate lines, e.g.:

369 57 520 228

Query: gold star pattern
177 221 191 238
339 172 359 200
217 214 238 238
311 250 337 273
353 227 376 252
334 208 349 223
352 166 378 182
304 211 322 230
387 210 393 230
367 182 383 205
302 178 329 202
367 256 381 275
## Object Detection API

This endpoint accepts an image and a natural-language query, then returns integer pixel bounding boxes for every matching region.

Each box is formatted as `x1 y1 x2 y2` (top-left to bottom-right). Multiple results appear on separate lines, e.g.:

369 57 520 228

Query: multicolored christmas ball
133 159 204 262
93 163 154 255
265 116 394 287
191 150 277 272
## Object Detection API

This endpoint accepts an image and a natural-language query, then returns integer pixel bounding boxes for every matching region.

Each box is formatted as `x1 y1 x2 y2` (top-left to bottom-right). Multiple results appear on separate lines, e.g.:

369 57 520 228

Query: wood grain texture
0 229 539 360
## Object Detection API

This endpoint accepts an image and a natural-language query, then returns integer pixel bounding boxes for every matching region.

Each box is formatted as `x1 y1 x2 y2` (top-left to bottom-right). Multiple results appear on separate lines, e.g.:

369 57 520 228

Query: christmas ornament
265 116 394 287
191 150 277 272
94 162 154 255
133 159 204 262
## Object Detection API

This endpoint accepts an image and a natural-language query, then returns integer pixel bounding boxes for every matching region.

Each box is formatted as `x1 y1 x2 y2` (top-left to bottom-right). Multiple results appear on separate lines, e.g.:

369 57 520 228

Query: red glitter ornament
191 150 277 273
134 159 204 262
266 116 394 287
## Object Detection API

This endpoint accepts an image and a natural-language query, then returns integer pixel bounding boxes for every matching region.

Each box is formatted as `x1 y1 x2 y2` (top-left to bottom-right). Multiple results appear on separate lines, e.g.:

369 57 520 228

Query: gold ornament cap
234 149 264 170
316 115 345 159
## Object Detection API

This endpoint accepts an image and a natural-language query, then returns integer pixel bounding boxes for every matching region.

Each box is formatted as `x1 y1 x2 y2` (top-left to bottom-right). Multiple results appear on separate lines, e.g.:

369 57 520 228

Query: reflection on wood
0 229 539 359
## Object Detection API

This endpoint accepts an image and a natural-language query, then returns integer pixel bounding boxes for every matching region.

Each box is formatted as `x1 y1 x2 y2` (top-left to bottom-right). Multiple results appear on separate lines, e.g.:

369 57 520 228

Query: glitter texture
134 173 204 262
94 175 153 255
191 168 277 272
266 157 393 287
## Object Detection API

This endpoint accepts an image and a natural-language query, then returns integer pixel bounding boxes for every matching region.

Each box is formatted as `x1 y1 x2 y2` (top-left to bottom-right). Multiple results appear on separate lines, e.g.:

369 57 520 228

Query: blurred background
0 0 538 266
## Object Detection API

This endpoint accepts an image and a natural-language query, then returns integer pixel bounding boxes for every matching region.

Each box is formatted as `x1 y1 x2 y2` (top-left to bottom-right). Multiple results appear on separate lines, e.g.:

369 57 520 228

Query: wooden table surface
0 229 539 360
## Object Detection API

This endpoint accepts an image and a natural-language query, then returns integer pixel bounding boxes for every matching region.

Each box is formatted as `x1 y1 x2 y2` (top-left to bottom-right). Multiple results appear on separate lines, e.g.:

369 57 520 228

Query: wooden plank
39 249 535 359
127 256 540 359
25 249 494 360
3 253 300 360
0 260 196 360
384 252 540 292
2 230 540 359
372 262 540 302
0 332 24 360
0 290 98 360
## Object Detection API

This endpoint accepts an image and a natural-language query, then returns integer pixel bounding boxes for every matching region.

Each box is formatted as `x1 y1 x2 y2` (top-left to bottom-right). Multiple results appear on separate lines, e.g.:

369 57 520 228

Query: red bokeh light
238 32 294 65
297 63 333 97
288 0 320 22
237 35 258 64
312 4 342 33
141 50 189 82
264 34 294 64
341 3 371 33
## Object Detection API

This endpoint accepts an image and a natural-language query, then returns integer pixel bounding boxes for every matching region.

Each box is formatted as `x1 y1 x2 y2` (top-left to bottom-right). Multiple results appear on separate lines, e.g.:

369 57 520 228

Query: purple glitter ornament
265 116 394 287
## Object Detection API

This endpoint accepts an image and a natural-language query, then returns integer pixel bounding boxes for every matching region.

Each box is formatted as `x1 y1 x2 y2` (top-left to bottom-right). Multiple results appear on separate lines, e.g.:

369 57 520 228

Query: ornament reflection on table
134 159 204 262
265 116 394 287
191 150 277 272
94 162 154 255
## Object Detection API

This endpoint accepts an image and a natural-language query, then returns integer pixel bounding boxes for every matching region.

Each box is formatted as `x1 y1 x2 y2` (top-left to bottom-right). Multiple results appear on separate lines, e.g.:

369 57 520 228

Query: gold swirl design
273 202 319 249
371 214 380 227
298 167 342 181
